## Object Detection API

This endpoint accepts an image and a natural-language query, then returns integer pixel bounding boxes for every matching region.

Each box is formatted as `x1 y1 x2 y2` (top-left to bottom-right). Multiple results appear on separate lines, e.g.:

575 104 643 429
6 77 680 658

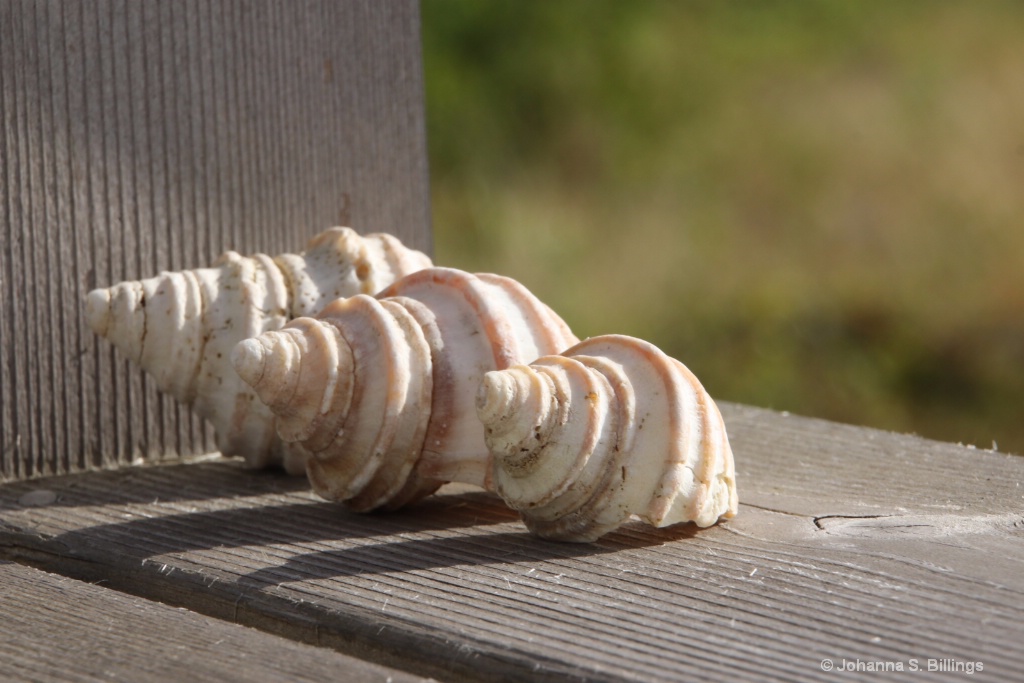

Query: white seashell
231 267 580 511
477 334 737 542
84 227 431 472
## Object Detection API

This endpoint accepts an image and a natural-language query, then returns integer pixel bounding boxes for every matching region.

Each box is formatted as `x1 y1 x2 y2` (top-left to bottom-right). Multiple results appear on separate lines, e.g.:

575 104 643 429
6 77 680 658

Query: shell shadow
50 487 518 555
238 519 704 587
0 459 311 510
43 474 709 582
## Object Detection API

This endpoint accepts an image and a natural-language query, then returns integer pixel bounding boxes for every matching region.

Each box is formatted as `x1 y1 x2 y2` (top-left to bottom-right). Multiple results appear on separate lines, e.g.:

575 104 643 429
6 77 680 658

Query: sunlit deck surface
2 403 1020 682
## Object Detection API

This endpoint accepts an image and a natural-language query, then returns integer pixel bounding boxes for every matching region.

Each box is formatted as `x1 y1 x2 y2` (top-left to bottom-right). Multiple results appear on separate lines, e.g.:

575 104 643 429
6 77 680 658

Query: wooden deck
2 403 1020 682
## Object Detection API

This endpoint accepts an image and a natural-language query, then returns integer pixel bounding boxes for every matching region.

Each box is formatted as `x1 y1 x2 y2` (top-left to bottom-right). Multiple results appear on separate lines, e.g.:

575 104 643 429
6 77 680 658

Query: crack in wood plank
813 512 1024 537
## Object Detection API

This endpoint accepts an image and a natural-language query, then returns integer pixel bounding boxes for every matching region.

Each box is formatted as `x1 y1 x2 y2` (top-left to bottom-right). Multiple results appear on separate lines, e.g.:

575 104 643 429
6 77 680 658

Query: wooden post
0 0 432 480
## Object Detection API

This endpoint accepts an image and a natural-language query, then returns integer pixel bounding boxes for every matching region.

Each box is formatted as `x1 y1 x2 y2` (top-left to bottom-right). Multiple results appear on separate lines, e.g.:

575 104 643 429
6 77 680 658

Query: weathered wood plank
0 0 431 480
0 406 1021 681
0 560 427 683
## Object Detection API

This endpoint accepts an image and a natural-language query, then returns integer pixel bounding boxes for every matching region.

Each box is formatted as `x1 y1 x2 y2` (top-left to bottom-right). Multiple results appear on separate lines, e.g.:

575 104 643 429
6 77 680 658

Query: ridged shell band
84 228 431 471
479 334 737 542
232 267 581 510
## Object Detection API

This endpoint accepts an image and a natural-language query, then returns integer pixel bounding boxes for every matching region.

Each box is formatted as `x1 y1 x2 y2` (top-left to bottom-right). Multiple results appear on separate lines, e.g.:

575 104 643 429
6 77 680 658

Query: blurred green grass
421 0 1024 454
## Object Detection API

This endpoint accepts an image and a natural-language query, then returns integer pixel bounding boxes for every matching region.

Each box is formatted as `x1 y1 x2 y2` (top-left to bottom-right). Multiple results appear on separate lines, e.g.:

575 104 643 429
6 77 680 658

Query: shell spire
477 334 737 542
85 227 431 472
232 267 580 511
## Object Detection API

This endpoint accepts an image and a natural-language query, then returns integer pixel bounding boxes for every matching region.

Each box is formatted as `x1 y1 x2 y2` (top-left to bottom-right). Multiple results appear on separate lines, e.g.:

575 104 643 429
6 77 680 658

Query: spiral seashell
476 334 737 542
231 267 580 511
84 228 432 471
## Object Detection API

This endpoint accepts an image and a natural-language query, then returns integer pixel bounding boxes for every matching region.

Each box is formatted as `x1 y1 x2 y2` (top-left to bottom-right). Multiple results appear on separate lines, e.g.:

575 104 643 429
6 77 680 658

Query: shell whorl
234 296 438 511
478 334 737 542
84 228 431 471
233 267 580 511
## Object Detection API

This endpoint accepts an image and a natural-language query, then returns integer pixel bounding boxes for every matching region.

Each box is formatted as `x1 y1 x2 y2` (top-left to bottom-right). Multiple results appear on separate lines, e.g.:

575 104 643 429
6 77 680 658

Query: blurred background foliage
420 0 1024 455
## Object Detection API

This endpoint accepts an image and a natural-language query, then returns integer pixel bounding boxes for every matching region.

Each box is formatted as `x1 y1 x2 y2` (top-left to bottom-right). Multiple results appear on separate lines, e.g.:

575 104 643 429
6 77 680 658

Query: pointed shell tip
84 288 112 337
476 370 515 425
231 337 268 388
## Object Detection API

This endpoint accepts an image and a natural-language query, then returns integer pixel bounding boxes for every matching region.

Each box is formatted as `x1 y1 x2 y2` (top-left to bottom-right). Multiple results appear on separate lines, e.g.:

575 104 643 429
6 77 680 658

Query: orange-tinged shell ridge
477 334 737 542
232 267 580 510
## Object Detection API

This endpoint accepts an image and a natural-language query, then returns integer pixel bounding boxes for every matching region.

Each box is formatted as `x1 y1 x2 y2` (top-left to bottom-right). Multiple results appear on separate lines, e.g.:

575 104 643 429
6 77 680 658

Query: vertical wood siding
0 0 431 480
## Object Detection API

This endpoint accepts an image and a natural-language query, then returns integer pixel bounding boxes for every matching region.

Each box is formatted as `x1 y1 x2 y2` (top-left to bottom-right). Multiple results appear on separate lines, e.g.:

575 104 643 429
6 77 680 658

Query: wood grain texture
0 405 1021 681
0 0 431 480
0 560 429 683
